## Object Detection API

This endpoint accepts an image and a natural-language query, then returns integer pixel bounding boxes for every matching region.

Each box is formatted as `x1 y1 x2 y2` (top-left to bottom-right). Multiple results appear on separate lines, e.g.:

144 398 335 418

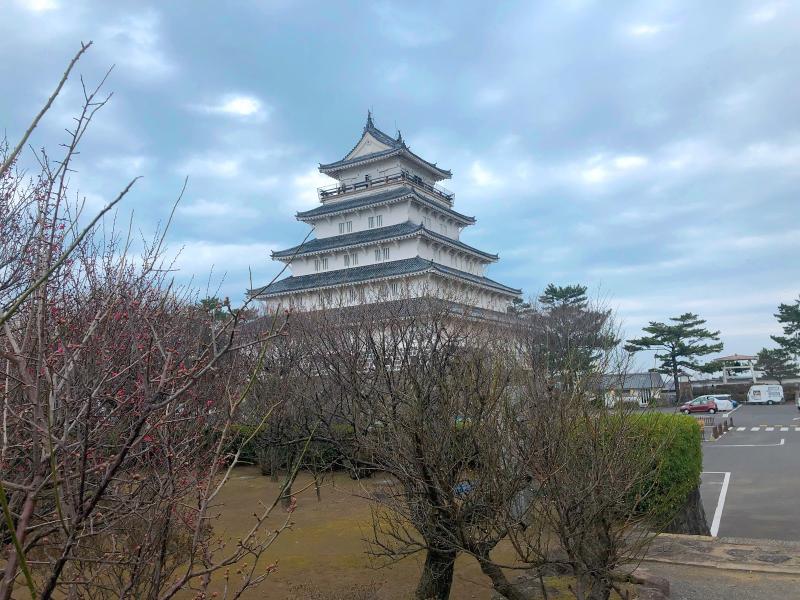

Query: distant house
601 372 664 407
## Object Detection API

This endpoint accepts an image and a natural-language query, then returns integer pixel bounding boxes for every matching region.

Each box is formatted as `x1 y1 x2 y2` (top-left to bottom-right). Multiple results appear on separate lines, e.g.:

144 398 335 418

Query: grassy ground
207 466 572 599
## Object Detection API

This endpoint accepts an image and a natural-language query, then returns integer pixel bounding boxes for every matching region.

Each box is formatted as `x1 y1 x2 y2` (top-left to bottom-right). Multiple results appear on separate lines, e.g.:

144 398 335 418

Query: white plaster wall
408 203 462 240
345 132 392 160
336 158 404 186
417 239 488 276
336 155 438 187
313 199 411 239
287 237 421 276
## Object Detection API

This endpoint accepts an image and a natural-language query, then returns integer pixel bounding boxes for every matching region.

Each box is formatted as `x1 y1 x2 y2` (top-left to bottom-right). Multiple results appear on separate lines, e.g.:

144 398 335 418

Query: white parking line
766 427 775 431
780 427 789 432
736 427 746 431
750 427 760 431
708 438 785 448
796 427 800 432
710 472 731 537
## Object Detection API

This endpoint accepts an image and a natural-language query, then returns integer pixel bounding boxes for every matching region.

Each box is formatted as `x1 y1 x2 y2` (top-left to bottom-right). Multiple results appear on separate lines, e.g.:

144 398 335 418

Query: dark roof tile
296 186 475 224
250 257 520 297
272 220 498 261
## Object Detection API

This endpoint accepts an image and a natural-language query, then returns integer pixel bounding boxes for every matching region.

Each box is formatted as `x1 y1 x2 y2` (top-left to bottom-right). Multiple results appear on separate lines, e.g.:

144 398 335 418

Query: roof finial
365 110 374 131
396 129 404 144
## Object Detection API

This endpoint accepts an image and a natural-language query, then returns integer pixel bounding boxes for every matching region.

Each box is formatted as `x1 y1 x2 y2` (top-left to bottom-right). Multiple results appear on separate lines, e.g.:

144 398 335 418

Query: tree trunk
257 446 271 477
477 556 527 600
672 365 680 405
574 570 611 600
280 474 294 509
415 549 456 600
270 446 280 482
664 485 710 535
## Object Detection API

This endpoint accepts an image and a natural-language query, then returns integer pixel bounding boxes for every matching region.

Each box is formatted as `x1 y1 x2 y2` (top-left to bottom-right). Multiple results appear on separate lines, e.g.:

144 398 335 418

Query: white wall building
251 114 520 313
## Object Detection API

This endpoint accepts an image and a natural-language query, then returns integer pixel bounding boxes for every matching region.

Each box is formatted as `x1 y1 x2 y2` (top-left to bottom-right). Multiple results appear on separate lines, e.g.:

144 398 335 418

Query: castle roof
250 256 520 298
272 220 498 261
318 113 452 181
296 186 475 225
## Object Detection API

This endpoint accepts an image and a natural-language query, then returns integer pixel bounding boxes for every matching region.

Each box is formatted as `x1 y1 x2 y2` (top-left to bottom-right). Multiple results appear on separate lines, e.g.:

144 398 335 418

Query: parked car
709 394 737 411
747 384 784 405
679 397 718 414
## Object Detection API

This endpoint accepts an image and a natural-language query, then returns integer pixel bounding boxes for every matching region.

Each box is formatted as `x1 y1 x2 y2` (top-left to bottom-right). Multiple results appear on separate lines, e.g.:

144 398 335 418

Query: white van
747 384 784 405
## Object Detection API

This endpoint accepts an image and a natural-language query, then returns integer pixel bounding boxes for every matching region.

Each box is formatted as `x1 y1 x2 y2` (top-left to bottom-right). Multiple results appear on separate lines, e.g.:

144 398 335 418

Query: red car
679 397 718 414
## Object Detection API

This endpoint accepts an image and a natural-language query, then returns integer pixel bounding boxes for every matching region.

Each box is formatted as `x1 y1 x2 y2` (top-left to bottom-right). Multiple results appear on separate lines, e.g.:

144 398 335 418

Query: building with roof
250 114 520 313
600 372 664 407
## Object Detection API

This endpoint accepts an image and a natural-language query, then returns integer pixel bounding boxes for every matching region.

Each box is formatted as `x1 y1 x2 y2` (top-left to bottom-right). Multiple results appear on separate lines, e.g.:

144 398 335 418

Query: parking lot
695 403 800 541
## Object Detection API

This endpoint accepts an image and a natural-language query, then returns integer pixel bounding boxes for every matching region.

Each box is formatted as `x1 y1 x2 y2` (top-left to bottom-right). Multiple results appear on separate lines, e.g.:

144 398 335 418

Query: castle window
390 282 399 296
344 254 350 267
382 247 390 260
368 216 374 228
351 252 359 265
376 215 383 227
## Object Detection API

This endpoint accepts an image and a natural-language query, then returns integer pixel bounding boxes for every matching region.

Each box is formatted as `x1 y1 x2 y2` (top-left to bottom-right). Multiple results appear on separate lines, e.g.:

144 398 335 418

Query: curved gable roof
319 114 451 180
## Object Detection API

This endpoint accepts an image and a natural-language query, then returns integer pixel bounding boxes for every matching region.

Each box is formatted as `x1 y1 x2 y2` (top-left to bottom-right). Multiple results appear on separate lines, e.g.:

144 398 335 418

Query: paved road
646 562 800 600
697 404 800 541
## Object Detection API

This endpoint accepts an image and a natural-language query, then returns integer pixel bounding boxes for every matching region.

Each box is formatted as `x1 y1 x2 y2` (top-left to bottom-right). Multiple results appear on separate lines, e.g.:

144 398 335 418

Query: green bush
631 413 703 526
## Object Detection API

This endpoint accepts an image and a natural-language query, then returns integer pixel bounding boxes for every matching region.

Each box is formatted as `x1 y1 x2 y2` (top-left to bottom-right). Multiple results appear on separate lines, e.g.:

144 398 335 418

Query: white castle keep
251 114 520 313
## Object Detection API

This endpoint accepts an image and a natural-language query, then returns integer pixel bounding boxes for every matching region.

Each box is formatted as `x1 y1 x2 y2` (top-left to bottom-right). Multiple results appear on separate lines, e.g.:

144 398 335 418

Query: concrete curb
656 533 715 542
646 532 800 575
642 555 800 576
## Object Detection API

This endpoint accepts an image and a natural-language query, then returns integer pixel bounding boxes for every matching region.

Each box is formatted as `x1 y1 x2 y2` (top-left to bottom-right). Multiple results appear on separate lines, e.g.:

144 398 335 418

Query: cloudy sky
1 0 798 364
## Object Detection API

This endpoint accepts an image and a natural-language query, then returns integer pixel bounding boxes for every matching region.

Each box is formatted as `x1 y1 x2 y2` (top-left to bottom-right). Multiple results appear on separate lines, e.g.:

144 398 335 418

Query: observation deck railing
318 169 454 205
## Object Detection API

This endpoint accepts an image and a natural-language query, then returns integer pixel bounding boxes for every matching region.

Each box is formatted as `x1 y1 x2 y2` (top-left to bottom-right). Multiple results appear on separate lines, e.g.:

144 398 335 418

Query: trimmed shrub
631 413 703 527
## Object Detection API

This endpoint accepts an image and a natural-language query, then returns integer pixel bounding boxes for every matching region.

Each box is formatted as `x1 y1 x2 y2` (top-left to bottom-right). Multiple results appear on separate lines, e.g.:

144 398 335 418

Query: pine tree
756 347 799 384
538 283 589 308
534 284 618 375
625 313 723 403
771 296 800 359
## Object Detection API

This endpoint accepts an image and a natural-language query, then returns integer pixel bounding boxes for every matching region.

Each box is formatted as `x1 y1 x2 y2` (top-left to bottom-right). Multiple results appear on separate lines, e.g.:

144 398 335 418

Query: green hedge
632 413 703 526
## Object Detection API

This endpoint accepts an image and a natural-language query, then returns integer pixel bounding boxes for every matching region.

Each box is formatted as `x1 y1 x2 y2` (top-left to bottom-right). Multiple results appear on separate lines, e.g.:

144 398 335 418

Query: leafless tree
503 304 678 600
281 294 531 600
0 43 296 600
294 293 689 600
